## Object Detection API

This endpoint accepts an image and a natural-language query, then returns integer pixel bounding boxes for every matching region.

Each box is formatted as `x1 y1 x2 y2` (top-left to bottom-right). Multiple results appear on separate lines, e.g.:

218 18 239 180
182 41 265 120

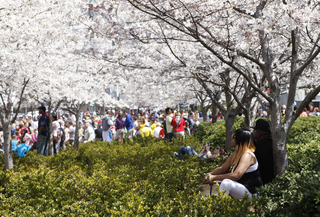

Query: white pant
102 131 110 142
219 179 254 200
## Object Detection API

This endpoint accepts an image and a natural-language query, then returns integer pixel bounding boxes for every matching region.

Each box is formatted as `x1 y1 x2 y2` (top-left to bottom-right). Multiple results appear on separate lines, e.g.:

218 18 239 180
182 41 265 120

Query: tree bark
200 101 208 122
270 98 288 176
211 103 218 124
74 108 80 151
101 103 105 115
47 101 53 156
0 91 14 170
225 111 236 150
2 120 13 170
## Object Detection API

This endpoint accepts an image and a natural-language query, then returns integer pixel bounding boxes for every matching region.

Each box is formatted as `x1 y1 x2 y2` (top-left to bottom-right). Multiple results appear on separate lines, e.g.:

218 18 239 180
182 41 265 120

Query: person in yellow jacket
140 123 152 138
150 118 156 135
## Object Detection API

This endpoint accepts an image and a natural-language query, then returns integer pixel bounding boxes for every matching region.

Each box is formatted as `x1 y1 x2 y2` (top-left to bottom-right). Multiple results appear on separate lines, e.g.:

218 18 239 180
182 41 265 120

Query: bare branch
11 78 30 123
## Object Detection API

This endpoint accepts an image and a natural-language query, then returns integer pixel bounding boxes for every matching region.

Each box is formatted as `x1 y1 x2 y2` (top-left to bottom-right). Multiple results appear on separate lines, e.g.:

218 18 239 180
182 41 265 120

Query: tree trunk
200 101 208 122
249 99 259 126
270 99 288 176
47 102 53 156
211 103 218 124
2 121 13 170
101 103 105 115
225 112 236 150
74 108 80 151
243 99 258 128
0 91 14 169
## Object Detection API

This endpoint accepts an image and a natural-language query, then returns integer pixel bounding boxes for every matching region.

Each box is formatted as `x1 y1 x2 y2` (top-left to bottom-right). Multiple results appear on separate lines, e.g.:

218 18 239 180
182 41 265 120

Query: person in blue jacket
123 110 134 140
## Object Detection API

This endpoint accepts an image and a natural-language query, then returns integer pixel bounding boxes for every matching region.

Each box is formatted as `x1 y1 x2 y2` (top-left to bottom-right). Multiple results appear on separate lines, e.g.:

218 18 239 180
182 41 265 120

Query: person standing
52 115 60 154
165 107 173 142
187 112 195 132
66 122 75 146
95 122 103 141
37 105 49 155
252 119 275 185
101 112 112 143
84 122 95 142
58 120 66 150
115 114 125 143
171 112 186 138
123 109 134 140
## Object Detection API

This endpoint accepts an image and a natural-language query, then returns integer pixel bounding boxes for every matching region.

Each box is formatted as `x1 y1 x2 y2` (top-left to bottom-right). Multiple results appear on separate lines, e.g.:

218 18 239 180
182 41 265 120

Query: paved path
199 183 218 196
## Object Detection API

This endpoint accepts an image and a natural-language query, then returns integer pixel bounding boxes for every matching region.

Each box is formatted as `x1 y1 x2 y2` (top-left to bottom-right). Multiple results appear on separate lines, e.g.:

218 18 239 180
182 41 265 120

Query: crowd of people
0 103 313 201
0 105 203 157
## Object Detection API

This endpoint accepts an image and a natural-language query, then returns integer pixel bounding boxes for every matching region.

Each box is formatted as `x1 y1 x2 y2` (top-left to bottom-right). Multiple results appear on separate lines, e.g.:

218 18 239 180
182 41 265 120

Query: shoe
174 152 178 157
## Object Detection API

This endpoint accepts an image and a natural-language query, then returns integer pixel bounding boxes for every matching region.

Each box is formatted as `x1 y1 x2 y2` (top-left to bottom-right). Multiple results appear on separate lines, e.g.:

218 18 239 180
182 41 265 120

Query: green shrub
1 117 320 216
193 116 244 146
287 116 320 144
257 142 320 216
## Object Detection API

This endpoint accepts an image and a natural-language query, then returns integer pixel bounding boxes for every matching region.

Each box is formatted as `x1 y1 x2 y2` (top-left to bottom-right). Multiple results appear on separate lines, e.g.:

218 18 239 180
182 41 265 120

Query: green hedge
1 116 320 216
194 116 320 146
0 137 260 216
193 116 244 146
258 142 320 216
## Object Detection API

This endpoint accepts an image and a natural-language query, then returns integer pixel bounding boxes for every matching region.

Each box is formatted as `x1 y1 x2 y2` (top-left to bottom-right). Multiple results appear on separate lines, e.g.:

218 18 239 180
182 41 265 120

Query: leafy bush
193 116 244 146
1 117 320 216
287 116 320 144
0 137 256 216
258 142 320 216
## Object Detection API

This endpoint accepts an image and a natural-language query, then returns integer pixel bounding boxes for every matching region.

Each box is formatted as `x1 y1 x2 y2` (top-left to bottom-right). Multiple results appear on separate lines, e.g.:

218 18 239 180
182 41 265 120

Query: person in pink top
300 107 309 117
171 112 186 138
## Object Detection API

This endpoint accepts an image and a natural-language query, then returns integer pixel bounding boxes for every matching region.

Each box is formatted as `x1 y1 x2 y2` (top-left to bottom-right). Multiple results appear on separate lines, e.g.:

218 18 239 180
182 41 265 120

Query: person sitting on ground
252 119 274 185
140 123 152 138
203 128 263 200
174 143 225 160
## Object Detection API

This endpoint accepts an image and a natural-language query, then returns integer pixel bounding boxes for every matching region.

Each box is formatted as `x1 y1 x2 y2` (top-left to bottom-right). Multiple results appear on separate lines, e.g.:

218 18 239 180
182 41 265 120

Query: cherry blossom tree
86 0 320 176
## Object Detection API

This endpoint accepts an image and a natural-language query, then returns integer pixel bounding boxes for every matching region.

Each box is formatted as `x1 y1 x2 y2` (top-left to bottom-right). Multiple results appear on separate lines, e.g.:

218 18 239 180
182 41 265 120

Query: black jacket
254 138 275 185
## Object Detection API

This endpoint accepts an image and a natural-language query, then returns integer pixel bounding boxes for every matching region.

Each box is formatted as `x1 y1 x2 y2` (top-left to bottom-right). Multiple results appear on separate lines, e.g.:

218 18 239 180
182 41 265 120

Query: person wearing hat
37 105 49 155
140 123 152 138
252 119 274 185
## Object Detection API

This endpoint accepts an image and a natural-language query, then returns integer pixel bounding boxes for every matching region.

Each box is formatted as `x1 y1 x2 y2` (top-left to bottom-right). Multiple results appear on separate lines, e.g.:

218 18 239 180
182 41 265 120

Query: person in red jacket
171 112 186 138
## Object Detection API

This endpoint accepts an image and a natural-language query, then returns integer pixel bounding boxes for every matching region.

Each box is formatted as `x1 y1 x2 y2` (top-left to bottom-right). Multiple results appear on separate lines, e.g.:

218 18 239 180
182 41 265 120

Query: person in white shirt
153 123 162 139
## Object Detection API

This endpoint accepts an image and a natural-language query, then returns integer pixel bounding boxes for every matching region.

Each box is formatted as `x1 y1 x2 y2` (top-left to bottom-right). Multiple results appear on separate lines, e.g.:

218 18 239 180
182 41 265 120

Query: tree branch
11 78 30 123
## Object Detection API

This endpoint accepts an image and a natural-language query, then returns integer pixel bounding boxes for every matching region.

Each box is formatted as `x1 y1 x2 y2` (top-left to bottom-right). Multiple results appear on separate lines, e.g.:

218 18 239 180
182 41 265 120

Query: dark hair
219 147 227 155
165 107 171 114
117 114 122 119
52 115 58 121
234 128 255 147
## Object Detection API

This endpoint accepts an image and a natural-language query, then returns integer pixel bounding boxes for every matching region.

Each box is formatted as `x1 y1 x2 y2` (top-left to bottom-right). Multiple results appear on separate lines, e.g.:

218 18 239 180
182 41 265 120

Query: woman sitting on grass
204 128 262 200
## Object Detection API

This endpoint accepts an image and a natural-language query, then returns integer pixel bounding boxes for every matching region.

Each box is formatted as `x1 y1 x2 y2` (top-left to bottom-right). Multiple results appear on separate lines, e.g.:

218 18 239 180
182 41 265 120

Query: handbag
53 136 59 143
